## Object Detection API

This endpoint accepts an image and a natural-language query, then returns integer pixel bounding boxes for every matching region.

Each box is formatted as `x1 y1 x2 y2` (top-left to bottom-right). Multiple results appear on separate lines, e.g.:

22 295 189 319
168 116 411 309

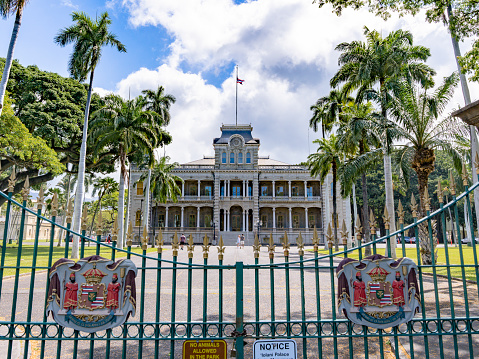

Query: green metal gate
0 170 479 358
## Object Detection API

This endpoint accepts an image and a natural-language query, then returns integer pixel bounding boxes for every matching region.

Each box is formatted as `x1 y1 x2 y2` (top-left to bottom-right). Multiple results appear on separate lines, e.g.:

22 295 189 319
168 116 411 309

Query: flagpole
235 65 238 126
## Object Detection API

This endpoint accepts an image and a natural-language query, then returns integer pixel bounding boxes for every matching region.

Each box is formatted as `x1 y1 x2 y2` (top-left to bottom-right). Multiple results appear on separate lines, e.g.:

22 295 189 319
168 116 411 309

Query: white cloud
114 0 479 165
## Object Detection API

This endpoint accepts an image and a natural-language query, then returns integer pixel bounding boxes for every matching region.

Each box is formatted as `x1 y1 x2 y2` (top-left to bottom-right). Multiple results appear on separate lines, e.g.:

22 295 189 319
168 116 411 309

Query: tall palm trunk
143 168 151 243
117 169 126 249
352 183 358 236
123 166 131 246
0 9 23 116
89 190 104 237
359 141 371 255
71 69 95 259
332 162 338 251
447 5 479 233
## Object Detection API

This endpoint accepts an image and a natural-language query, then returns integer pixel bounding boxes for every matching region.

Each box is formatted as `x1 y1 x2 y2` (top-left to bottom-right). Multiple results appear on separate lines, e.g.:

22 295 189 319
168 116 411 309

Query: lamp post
256 219 262 244
139 198 143 243
210 219 216 245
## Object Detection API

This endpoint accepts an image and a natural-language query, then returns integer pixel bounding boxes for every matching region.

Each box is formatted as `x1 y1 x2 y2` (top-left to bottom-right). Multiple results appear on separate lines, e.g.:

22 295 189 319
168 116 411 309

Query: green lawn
310 246 479 281
0 244 161 277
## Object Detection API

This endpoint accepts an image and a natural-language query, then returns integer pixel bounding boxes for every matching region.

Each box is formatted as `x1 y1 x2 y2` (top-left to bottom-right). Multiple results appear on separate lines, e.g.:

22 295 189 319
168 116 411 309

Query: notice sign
182 340 227 359
253 339 297 358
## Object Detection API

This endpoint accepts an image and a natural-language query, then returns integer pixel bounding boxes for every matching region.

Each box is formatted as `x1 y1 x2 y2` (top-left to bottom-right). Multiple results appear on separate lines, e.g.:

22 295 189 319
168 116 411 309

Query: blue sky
1 0 478 168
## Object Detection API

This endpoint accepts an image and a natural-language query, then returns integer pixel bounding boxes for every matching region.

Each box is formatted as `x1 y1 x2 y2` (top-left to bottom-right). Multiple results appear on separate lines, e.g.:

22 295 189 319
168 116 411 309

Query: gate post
235 261 244 357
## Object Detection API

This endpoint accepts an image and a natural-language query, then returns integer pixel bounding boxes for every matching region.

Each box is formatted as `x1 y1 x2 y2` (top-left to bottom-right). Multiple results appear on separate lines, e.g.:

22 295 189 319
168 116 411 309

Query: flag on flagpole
236 78 244 84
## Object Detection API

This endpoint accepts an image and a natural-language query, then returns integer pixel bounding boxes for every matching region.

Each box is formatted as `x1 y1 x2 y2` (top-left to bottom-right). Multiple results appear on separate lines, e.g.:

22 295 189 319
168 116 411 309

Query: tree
309 89 351 138
139 156 182 204
389 73 462 263
55 11 126 258
90 95 171 248
0 0 30 116
308 134 344 250
331 27 435 257
89 176 119 237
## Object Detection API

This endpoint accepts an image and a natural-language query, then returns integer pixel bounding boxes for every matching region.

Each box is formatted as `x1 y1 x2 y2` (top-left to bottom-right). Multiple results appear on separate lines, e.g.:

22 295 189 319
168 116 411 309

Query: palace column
226 180 230 198
288 180 292 198
243 210 246 232
305 208 309 229
272 207 276 229
289 207 292 229
223 209 227 231
165 206 169 228
197 207 200 228
182 182 185 199
272 180 275 198
197 180 201 199
304 181 308 199
180 207 184 229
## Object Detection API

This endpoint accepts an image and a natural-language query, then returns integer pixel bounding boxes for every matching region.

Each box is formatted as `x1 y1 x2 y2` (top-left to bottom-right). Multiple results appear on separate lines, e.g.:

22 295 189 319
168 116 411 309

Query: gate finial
21 176 30 201
369 209 377 235
436 181 444 204
424 188 430 212
8 170 15 193
462 163 469 186
449 170 456 196
141 226 148 251
296 232 304 256
312 226 319 252
172 231 179 256
51 192 59 217
66 198 73 224
341 219 349 246
253 233 260 259
397 199 404 224
268 233 275 259
202 234 211 259
383 206 390 230
37 186 45 210
411 194 418 218
126 221 133 247
96 210 103 237
354 217 362 245
217 236 225 261
282 231 290 256
187 234 194 258
112 216 119 242
156 228 164 254
81 204 88 231
326 223 333 249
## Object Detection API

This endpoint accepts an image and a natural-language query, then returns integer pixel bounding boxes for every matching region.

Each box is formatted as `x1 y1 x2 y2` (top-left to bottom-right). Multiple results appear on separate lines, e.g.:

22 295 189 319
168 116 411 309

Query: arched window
238 152 243 164
222 152 226 164
230 152 235 164
246 152 251 164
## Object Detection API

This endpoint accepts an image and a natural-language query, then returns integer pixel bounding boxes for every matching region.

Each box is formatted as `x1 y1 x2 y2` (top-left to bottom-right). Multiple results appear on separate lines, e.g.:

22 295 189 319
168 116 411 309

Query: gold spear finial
96 210 103 237
268 233 275 259
296 232 304 256
7 170 16 193
81 204 88 231
217 236 225 261
172 231 179 256
355 216 362 243
475 153 479 175
436 181 444 204
383 206 390 230
37 185 45 210
369 209 377 235
424 188 430 212
51 192 59 217
282 231 290 256
253 233 261 259
326 223 333 249
397 199 404 224
202 234 211 259
66 198 73 224
187 234 195 258
112 216 119 242
411 194 418 218
462 162 469 186
156 228 164 254
126 221 133 247
312 226 319 252
141 226 148 251
340 219 348 246
21 176 30 201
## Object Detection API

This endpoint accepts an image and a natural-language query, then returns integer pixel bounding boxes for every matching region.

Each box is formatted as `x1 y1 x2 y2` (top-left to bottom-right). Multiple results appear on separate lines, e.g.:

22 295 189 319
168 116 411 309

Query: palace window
248 186 252 197
307 186 313 197
204 186 212 197
261 186 268 196
136 181 144 196
190 185 197 196
230 152 235 164
189 214 196 228
222 152 226 164
293 215 299 228
205 214 211 227
277 215 284 229
292 186 299 196
220 186 224 196
174 214 181 227
277 186 284 196
246 152 251 163
232 186 241 197
158 214 165 228
238 152 243 164
135 210 141 226
261 215 268 228
309 214 315 228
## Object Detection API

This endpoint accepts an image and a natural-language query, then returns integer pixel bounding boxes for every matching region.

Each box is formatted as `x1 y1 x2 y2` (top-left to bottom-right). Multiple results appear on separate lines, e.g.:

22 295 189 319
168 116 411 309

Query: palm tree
89 176 119 236
139 156 183 204
309 89 351 138
331 27 435 257
55 11 126 258
90 95 170 248
0 0 30 116
308 134 344 250
389 73 462 263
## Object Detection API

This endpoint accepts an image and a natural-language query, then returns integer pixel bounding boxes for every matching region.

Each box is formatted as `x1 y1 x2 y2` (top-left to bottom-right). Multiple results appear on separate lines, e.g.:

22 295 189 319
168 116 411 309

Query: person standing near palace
64 272 78 310
106 273 121 311
353 272 367 307
392 271 406 308
180 234 186 250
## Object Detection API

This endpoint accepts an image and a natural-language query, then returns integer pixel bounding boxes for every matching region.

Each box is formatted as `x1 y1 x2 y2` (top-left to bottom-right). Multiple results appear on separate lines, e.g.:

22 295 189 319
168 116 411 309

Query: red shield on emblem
80 283 106 310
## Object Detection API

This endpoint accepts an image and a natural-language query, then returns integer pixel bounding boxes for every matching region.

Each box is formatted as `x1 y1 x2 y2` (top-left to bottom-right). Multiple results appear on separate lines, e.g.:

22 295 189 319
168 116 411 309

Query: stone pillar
226 180 229 197
197 207 200 228
305 208 309 229
304 181 308 199
243 210 246 232
272 181 275 198
180 207 184 229
182 182 184 198
289 207 292 229
197 180 201 198
165 207 169 228
288 180 292 198
223 209 227 231
273 208 276 229
227 210 230 231
243 181 246 198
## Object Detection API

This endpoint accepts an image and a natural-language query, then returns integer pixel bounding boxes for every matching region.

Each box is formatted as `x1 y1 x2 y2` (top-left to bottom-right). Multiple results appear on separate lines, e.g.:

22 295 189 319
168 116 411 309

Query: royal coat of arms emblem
337 254 420 329
46 255 137 333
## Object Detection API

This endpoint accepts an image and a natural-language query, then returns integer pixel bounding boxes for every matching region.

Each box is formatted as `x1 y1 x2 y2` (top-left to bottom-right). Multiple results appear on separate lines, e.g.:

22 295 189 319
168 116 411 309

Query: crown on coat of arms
82 263 106 284
367 265 389 282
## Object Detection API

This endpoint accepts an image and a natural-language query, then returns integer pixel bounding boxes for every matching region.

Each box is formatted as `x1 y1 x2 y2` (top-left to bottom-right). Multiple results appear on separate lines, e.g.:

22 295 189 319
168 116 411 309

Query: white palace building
128 124 351 246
